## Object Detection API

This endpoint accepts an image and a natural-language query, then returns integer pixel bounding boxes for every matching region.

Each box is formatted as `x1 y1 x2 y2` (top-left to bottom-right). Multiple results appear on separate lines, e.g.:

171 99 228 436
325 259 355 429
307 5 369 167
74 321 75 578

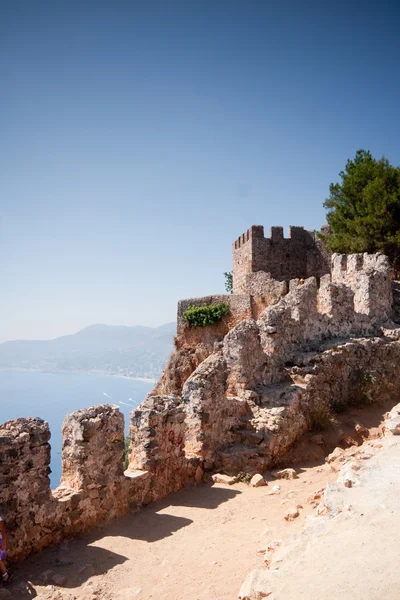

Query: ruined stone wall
179 334 400 477
0 418 52 558
129 395 200 500
167 252 397 476
182 353 248 469
0 400 207 563
0 406 152 562
258 253 393 373
331 253 392 321
232 225 330 294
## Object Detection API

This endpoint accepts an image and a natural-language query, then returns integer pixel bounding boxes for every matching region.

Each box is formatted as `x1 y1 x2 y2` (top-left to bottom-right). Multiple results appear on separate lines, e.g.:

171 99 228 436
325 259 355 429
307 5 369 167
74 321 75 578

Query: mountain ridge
0 323 176 379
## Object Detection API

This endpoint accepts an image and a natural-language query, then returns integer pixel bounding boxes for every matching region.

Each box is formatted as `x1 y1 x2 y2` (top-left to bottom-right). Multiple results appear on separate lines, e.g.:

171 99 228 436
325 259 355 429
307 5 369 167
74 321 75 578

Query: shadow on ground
13 482 241 597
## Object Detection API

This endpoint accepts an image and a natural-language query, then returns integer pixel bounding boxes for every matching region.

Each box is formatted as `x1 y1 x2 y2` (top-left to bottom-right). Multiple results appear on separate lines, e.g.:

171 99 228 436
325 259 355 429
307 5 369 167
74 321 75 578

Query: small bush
183 303 229 327
224 271 233 293
309 400 335 431
348 369 377 407
237 471 253 484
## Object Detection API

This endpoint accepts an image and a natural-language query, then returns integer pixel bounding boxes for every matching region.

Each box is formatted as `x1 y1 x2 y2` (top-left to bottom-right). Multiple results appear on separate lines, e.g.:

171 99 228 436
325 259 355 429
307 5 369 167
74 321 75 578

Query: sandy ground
242 435 400 600
8 402 391 600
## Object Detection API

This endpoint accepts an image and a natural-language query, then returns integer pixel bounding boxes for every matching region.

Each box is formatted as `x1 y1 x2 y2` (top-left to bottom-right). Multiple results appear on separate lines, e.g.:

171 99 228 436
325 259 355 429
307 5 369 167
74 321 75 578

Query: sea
0 371 153 489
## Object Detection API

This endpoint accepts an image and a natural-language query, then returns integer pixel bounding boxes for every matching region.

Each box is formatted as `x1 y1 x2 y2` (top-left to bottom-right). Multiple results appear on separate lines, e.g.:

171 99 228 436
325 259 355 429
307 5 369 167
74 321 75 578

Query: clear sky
1 0 400 342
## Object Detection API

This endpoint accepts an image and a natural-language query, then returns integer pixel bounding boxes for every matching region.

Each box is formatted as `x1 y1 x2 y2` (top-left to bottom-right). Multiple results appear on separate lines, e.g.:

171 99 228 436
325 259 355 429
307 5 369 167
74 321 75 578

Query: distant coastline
0 367 157 384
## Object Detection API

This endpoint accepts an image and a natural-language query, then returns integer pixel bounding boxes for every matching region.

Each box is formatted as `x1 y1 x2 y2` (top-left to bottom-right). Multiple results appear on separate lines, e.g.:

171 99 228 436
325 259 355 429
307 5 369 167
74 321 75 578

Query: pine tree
323 150 400 265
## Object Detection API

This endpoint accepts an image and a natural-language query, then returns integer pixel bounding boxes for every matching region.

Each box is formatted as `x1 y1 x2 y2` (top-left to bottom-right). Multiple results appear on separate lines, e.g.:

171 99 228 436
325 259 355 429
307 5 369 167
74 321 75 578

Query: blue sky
1 0 400 342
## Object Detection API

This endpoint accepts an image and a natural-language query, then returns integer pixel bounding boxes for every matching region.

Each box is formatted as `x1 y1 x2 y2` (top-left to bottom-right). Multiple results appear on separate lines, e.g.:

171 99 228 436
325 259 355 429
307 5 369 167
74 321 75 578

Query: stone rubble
238 402 400 599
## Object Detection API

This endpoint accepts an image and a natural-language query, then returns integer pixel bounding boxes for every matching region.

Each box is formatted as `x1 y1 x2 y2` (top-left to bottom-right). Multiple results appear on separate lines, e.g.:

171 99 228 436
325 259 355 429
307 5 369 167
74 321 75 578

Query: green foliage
183 303 229 327
224 271 233 294
123 436 130 470
309 399 335 431
347 369 378 407
322 149 400 263
237 471 253 484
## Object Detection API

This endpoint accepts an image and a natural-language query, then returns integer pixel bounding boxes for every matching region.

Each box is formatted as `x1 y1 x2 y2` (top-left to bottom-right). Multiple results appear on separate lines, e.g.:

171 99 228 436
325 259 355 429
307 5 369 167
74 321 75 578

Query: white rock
326 447 345 464
338 463 360 488
250 474 266 487
266 484 281 495
385 420 400 435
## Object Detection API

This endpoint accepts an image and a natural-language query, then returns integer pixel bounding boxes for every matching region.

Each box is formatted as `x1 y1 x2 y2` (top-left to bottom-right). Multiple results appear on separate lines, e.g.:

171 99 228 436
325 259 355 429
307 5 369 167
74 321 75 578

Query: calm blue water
0 371 153 488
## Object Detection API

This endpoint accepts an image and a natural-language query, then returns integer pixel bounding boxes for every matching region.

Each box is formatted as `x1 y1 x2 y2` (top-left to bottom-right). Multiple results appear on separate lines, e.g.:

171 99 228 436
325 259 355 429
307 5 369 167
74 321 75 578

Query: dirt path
10 402 389 600
11 466 331 600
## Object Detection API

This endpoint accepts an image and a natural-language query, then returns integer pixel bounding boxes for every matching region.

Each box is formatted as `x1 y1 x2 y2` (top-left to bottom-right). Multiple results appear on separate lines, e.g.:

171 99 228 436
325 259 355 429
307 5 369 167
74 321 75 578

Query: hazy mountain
0 323 176 379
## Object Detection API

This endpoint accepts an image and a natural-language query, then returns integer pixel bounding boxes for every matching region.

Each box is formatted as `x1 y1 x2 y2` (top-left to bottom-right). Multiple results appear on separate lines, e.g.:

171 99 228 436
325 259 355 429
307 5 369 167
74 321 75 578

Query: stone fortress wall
2 224 400 564
232 224 330 293
0 403 200 562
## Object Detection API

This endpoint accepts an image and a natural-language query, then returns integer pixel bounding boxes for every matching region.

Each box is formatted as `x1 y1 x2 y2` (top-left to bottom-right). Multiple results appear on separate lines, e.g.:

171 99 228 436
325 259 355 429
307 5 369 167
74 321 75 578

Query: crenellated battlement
233 225 319 250
332 252 389 277
233 225 265 249
257 252 393 374
0 403 201 562
232 223 330 293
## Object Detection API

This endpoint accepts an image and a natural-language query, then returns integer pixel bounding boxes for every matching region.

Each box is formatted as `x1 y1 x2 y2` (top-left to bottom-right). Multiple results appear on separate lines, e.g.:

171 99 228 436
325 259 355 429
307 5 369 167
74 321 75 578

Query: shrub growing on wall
183 303 229 327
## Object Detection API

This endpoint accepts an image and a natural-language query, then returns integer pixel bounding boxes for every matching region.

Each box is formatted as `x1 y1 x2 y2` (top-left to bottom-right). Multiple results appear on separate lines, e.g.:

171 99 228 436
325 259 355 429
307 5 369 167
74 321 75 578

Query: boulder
273 468 298 480
250 474 266 487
